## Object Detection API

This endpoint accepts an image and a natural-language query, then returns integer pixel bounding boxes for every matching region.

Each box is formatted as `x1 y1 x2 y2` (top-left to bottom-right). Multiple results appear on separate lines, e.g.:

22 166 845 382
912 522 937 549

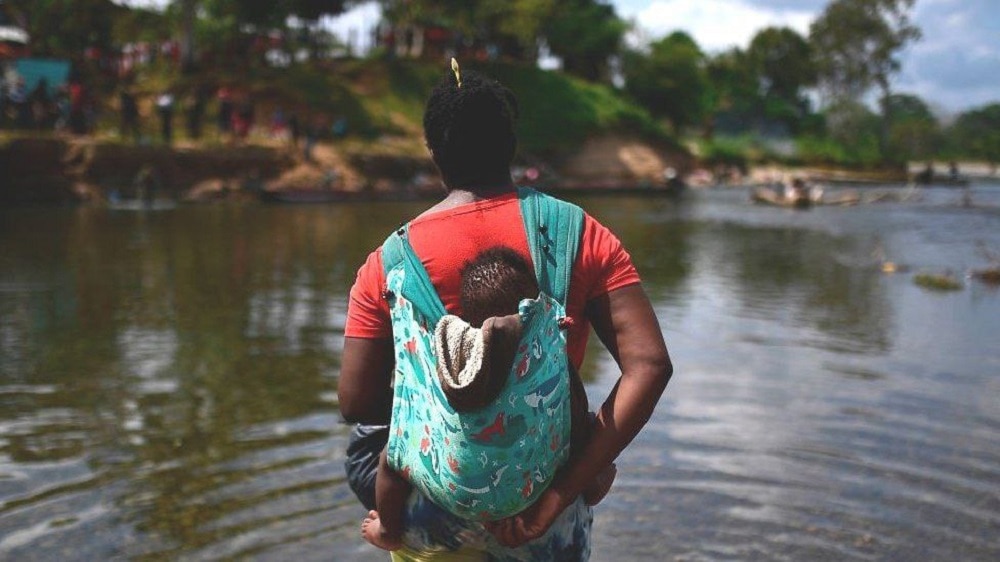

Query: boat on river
751 185 861 208
751 186 813 208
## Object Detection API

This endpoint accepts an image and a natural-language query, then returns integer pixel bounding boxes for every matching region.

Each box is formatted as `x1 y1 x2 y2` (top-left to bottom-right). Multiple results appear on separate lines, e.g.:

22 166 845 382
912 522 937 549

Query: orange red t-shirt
344 192 641 370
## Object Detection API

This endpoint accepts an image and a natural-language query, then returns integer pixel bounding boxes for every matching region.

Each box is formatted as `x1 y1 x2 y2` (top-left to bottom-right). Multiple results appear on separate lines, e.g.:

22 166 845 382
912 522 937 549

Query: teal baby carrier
382 187 584 521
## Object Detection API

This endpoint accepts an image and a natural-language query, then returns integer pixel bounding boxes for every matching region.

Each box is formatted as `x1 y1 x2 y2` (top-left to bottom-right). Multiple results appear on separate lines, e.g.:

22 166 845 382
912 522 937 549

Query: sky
114 0 999 115
611 0 1000 115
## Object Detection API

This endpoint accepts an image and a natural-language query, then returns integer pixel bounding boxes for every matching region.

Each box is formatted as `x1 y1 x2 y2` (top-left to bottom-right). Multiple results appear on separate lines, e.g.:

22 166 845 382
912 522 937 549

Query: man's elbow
649 351 673 392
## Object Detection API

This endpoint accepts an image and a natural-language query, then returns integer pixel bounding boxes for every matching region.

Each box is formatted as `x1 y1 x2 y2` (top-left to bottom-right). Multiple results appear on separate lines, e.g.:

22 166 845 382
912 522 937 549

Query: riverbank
0 132 692 205
6 132 992 206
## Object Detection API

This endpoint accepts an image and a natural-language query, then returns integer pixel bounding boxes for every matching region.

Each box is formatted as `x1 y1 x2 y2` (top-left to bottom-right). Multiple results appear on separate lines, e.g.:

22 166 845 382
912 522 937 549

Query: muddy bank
0 137 296 204
0 133 691 205
551 134 693 188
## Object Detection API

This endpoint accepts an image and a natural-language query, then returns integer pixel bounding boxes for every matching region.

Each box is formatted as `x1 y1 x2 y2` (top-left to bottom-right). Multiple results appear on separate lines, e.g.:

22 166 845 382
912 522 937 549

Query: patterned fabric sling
382 187 584 521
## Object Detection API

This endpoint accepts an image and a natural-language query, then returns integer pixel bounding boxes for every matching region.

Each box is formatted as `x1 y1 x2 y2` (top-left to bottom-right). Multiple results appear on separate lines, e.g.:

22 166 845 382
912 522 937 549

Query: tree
623 31 709 134
377 0 538 62
948 104 1000 166
286 0 350 22
883 93 940 162
181 0 349 67
810 0 920 162
705 47 760 136
285 0 350 61
375 0 624 72
543 0 626 82
179 0 197 72
747 27 815 105
824 99 883 166
809 0 920 104
6 0 121 60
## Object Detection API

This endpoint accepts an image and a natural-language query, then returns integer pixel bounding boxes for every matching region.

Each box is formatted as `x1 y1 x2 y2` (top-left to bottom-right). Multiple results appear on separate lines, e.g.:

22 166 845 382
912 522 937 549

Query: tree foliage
180 0 349 67
197 0 348 28
747 27 815 104
704 48 759 135
6 0 121 59
948 104 1000 164
809 0 920 103
543 0 626 82
823 99 884 165
376 0 624 80
883 93 940 162
622 32 709 134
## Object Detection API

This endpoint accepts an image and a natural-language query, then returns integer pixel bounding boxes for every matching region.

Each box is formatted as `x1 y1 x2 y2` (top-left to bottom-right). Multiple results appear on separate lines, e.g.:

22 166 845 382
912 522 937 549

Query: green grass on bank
113 57 677 158
696 133 899 171
481 62 675 153
332 58 678 155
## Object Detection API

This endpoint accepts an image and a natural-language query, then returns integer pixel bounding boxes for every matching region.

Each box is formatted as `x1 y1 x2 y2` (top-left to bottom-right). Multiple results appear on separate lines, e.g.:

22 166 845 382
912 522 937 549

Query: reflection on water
2 186 999 560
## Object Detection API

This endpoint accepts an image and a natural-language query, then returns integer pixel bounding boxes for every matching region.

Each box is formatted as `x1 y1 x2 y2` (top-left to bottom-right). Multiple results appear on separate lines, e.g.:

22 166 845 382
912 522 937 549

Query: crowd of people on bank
0 76 97 134
1 73 346 156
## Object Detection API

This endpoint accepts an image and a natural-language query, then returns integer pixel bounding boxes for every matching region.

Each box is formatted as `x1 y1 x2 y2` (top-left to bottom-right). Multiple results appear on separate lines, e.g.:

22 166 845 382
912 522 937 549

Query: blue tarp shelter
14 58 70 91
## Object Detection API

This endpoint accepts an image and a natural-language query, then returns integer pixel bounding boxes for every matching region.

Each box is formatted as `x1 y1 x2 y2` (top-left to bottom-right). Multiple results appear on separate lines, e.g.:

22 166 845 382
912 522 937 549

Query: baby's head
459 247 538 327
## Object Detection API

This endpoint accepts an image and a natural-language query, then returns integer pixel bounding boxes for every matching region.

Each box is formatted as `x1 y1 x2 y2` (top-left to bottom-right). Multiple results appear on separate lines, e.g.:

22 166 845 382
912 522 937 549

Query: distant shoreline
2 133 995 206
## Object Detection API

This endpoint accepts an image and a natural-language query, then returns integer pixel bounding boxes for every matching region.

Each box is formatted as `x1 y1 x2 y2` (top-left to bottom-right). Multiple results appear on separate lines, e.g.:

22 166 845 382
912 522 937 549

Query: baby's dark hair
423 67 519 190
459 247 538 327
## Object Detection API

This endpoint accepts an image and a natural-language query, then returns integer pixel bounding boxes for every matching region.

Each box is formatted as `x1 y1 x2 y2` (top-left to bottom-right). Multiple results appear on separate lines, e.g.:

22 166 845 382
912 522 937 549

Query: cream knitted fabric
433 315 487 390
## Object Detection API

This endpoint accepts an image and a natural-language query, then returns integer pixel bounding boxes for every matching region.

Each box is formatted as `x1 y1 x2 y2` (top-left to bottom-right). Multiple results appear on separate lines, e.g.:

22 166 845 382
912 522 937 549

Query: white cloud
625 0 814 52
111 0 168 9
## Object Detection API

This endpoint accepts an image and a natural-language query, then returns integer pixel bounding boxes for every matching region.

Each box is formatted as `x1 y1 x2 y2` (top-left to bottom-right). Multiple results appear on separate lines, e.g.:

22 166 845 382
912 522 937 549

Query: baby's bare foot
361 510 404 551
582 463 617 506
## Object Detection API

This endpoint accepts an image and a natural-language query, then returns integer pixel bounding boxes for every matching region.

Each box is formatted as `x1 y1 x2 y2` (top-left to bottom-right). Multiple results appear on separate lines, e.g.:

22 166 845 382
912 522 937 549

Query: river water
1 184 999 561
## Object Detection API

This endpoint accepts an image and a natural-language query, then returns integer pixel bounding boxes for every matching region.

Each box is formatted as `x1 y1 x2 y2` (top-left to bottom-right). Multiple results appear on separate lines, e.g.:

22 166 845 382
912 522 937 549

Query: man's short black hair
459 246 537 327
423 68 519 190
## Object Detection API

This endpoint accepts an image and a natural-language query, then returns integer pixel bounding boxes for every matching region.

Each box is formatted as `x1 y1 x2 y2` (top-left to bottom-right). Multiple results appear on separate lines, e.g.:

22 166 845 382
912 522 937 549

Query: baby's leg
361 449 409 551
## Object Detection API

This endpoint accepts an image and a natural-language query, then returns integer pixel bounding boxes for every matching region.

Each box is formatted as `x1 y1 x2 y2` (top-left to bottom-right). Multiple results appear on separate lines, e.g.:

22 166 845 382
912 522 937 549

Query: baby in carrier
362 246 616 551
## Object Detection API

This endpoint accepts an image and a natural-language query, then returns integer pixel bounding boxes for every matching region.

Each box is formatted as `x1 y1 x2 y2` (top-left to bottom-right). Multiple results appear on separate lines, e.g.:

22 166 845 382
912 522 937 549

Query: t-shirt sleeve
578 213 641 301
344 248 392 339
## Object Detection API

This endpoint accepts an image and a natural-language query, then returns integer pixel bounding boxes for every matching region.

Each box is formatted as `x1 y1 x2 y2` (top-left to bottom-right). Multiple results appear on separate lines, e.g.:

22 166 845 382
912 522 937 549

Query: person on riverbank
232 97 254 143
9 77 29 129
156 91 174 144
339 63 672 559
186 87 208 140
217 86 234 137
360 246 617 552
28 79 52 130
119 88 140 143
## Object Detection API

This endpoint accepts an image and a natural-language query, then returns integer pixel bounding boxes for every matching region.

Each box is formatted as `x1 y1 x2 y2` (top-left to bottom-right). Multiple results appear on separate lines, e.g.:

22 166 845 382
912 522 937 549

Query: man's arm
487 283 672 547
338 336 395 424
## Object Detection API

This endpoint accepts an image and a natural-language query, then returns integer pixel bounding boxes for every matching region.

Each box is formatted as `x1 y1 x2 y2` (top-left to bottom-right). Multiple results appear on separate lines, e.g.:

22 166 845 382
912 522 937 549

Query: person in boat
784 177 809 202
916 162 934 184
338 61 672 559
360 246 616 552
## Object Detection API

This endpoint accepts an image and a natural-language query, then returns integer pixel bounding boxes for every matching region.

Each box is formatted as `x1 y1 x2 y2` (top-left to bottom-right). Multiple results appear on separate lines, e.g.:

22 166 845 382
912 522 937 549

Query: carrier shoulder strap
381 188 584 318
381 225 447 324
518 187 585 306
